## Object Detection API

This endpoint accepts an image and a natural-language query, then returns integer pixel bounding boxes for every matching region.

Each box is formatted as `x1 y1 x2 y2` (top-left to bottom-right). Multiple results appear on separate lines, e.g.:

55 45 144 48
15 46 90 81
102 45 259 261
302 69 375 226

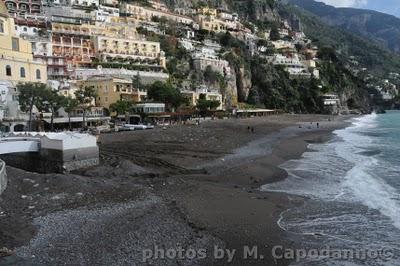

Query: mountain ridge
286 0 400 54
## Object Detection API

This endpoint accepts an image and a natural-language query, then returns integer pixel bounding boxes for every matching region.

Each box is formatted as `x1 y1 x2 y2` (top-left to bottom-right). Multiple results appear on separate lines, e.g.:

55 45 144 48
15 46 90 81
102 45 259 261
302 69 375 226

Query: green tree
74 86 97 128
64 97 79 130
269 26 280 41
17 82 47 131
44 89 66 131
132 71 142 91
196 94 221 113
109 99 133 116
147 81 184 110
203 66 221 85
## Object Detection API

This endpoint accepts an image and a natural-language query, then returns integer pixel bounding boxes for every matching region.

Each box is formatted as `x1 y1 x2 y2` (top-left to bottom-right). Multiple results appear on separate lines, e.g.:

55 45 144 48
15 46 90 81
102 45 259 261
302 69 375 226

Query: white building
71 0 99 7
131 103 165 114
271 54 311 78
72 67 169 84
0 81 29 132
181 85 223 110
192 54 231 76
94 5 119 22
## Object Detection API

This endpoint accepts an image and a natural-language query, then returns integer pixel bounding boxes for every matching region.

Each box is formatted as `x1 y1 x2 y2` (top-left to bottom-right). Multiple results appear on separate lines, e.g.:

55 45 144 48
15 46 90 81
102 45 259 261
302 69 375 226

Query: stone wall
0 160 7 195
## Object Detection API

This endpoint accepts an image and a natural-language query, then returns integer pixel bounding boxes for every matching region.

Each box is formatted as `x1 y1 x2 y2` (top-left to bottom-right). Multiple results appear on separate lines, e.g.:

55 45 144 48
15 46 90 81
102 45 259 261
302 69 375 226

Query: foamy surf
262 112 400 265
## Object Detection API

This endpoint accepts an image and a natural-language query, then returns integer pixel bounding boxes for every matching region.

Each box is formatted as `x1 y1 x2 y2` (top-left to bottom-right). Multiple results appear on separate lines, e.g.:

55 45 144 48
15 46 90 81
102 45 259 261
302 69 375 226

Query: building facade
3 0 41 15
120 3 194 25
0 2 47 84
92 35 166 69
79 76 147 109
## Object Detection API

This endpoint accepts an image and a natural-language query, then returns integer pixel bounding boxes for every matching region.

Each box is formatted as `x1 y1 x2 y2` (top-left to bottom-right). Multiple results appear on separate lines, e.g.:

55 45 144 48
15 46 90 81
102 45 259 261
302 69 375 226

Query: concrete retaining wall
1 146 99 174
0 160 7 195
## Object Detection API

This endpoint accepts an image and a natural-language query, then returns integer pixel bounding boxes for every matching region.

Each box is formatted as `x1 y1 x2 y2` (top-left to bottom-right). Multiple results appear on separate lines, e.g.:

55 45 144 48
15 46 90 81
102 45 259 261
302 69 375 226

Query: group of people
299 122 320 129
247 126 255 133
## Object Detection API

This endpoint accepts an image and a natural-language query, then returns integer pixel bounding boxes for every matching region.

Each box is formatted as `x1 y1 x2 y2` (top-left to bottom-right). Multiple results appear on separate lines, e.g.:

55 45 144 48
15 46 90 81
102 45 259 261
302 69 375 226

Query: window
5 65 11 76
20 67 26 78
23 27 27 32
36 69 41 79
12 38 19 51
0 21 4 33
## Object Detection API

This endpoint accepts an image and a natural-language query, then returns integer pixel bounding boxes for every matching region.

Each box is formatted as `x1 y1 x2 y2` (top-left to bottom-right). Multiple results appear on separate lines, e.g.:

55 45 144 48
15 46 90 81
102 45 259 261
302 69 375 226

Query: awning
43 116 111 124
236 109 276 113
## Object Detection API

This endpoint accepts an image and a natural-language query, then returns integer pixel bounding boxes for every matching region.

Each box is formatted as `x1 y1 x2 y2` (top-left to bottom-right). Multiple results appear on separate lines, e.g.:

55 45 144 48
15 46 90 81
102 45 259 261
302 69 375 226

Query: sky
319 0 400 17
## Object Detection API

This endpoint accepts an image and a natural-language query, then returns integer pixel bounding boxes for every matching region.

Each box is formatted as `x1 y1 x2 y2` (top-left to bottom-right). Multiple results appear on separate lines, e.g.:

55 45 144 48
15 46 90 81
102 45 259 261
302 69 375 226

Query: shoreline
0 114 353 265
154 115 353 265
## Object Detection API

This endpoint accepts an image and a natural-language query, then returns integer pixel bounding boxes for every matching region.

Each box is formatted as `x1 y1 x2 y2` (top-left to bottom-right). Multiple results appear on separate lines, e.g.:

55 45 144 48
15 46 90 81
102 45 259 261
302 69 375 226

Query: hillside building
0 2 47 84
78 76 147 109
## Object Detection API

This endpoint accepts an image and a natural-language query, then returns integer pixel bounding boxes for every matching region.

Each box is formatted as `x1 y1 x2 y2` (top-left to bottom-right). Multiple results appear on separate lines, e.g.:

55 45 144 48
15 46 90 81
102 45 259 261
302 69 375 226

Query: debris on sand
0 247 13 257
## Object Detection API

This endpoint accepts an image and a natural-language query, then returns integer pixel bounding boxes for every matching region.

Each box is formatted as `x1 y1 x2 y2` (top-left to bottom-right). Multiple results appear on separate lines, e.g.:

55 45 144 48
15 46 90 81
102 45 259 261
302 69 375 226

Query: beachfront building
43 105 110 129
322 94 340 114
181 86 223 110
120 2 194 25
78 76 147 109
92 35 166 69
0 80 28 132
131 103 165 114
0 2 47 84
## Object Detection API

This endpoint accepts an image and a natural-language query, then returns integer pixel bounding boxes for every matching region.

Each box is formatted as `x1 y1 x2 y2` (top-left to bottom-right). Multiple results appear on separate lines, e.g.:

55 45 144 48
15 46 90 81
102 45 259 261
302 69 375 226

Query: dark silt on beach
0 114 352 265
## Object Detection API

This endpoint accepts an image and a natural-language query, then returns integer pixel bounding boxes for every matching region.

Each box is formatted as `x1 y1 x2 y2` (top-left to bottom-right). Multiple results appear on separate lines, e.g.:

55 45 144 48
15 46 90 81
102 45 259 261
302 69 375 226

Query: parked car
119 124 136 131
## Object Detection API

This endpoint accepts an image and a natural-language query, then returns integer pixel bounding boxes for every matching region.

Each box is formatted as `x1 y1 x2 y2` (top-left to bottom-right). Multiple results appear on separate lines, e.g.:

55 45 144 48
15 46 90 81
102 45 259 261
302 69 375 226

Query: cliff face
235 66 252 102
224 73 239 108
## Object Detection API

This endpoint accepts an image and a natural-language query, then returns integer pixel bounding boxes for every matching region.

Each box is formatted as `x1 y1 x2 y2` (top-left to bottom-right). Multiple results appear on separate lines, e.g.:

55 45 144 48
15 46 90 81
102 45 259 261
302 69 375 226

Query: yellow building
182 87 223 110
195 14 246 33
120 3 194 25
196 7 218 17
78 76 147 109
195 14 229 32
93 35 166 69
0 2 47 84
51 21 141 67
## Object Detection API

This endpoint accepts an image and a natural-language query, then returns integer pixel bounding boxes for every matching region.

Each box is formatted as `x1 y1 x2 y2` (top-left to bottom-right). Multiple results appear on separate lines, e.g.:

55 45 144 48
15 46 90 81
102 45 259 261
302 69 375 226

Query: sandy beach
0 114 351 265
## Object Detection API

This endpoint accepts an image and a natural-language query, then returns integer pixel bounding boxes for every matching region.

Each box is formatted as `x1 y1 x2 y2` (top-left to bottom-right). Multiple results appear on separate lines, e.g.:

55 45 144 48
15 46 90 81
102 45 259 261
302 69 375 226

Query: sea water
262 111 400 265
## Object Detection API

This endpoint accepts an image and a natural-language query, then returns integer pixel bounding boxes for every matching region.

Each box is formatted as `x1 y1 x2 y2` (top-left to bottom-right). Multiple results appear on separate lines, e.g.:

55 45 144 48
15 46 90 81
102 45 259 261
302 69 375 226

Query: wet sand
0 114 350 265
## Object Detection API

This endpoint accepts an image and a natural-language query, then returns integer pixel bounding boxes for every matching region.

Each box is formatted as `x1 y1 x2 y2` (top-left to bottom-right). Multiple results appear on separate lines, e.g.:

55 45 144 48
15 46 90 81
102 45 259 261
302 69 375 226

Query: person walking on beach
317 122 320 128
